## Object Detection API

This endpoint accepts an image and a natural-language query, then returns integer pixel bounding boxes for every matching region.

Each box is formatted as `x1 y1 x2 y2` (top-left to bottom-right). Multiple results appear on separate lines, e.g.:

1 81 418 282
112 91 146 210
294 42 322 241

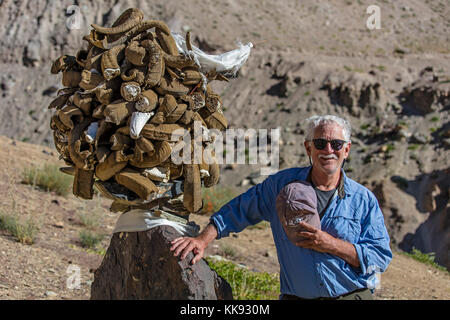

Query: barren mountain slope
0 0 448 143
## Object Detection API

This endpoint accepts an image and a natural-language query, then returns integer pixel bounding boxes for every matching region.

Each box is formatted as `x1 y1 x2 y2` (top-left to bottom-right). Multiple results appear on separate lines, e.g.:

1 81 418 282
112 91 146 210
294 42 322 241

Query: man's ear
344 141 352 158
304 141 311 156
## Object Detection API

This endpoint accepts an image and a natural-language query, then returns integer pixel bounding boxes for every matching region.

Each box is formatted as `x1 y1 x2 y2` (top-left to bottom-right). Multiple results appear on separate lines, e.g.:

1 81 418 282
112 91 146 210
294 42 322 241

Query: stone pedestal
90 225 233 300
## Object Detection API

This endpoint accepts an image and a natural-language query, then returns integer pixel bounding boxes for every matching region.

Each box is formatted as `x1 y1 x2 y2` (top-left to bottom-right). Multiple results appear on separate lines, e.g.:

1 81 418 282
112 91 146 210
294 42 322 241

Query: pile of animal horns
49 8 231 218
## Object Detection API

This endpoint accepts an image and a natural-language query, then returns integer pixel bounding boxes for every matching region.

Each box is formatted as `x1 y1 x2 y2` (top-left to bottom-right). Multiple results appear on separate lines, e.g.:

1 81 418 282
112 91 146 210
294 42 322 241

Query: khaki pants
281 288 373 300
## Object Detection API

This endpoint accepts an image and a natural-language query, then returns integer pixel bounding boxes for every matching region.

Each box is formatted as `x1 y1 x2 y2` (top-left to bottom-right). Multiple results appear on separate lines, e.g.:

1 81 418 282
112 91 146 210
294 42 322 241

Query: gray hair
304 115 352 142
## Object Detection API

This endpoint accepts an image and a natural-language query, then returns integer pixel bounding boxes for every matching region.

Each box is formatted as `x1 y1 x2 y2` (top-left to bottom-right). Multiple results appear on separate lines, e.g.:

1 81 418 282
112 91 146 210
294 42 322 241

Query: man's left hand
295 221 337 254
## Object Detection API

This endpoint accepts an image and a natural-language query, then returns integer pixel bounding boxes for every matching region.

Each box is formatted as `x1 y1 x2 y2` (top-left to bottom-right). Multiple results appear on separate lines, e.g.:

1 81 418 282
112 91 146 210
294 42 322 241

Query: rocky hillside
0 135 449 300
0 0 448 269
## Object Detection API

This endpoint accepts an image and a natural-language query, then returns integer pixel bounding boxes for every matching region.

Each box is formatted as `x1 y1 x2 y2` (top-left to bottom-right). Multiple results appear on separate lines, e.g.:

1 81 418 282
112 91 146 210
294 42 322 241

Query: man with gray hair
171 114 392 300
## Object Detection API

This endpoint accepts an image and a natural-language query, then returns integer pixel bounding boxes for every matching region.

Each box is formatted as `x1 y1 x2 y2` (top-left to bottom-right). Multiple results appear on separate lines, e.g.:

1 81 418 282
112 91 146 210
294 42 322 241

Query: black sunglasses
312 139 347 151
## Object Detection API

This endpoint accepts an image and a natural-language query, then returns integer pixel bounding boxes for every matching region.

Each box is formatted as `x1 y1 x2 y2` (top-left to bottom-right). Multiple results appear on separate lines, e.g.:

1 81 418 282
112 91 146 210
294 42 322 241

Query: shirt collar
305 166 348 199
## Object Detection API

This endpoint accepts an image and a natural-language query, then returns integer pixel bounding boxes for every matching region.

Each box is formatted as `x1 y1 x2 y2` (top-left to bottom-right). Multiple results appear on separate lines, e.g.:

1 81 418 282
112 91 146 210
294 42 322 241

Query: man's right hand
170 222 218 265
170 236 207 265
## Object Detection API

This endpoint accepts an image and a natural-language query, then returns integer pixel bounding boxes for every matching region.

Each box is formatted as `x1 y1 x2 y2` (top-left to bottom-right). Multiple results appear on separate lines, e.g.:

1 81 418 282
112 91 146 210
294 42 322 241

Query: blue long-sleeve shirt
210 166 392 299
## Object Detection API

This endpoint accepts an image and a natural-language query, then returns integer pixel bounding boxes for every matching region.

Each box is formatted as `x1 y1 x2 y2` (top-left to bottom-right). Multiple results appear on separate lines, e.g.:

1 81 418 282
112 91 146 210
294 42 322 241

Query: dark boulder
91 225 233 300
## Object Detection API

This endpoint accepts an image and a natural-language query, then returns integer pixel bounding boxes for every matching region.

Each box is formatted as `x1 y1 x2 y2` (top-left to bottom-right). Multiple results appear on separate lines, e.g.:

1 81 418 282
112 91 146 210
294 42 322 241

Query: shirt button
320 282 324 287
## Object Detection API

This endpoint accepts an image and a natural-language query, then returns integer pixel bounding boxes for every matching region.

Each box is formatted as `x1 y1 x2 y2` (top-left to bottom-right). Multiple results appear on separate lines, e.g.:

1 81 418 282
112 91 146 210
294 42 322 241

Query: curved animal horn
155 28 178 55
101 44 126 81
129 140 172 168
67 118 94 170
114 167 158 201
93 77 121 105
51 114 70 132
183 164 202 213
125 41 147 66
168 162 183 179
86 18 165 50
205 86 223 113
73 92 94 115
120 81 142 102
73 168 95 200
121 67 146 85
83 30 109 50
62 70 82 88
178 109 194 125
75 49 88 68
84 44 104 71
155 76 190 98
141 123 185 141
95 150 129 181
91 8 144 35
182 67 203 86
190 91 206 111
58 105 84 130
144 40 165 87
136 136 154 153
123 20 172 39
103 99 135 125
53 132 71 163
110 132 132 151
79 69 104 90
48 91 75 110
135 89 159 113
203 111 228 131
162 51 196 69
51 55 76 74
165 103 187 123
203 156 220 187
158 94 178 115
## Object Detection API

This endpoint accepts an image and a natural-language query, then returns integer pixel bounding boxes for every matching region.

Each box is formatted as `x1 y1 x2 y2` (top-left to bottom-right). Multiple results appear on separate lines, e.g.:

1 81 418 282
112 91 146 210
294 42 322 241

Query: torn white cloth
113 209 200 237
172 33 253 77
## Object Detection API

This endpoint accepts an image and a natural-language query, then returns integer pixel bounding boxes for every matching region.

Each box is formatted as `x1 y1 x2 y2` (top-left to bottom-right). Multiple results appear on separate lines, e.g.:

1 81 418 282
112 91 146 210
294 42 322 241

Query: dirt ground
0 135 448 300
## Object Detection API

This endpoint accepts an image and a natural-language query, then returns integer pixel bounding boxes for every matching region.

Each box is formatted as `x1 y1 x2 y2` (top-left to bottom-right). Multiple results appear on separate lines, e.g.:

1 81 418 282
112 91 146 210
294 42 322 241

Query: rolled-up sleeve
353 196 392 275
211 174 277 239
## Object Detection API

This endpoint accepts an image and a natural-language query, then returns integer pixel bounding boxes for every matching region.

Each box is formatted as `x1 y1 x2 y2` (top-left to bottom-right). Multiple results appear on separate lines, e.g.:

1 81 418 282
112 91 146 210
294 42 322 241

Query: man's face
304 123 351 176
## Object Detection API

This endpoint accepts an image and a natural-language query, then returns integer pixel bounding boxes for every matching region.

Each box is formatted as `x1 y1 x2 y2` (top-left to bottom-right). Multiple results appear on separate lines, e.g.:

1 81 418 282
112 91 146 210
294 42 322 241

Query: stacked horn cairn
48 8 239 224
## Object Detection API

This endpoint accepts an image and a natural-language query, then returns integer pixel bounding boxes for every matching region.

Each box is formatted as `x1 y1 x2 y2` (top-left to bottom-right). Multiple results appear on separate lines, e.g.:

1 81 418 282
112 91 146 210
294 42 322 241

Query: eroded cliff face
0 0 448 269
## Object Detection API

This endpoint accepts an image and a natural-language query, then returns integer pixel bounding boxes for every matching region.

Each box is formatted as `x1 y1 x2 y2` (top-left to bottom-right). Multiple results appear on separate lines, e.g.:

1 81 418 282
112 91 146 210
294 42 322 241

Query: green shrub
385 143 395 152
400 248 447 272
407 144 420 151
77 210 101 230
0 213 39 245
360 123 370 130
206 258 280 300
430 116 439 122
79 229 104 249
21 163 73 196
221 244 238 259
